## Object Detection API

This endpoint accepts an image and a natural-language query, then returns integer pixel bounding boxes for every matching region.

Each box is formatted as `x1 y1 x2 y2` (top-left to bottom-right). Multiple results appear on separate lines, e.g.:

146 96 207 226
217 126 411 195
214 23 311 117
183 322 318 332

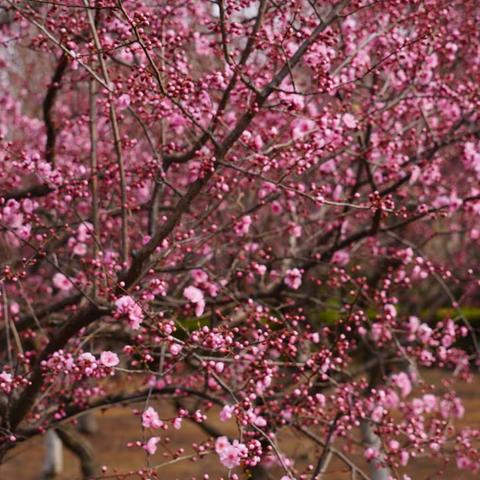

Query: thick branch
43 54 68 167
56 426 97 479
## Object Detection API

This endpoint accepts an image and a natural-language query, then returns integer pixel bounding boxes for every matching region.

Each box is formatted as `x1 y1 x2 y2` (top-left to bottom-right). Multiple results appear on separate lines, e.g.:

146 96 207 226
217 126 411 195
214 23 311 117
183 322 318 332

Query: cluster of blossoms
215 436 248 469
139 406 186 456
219 404 267 429
41 350 119 379
284 268 303 290
114 296 144 329
0 199 32 246
0 371 14 394
67 222 93 257
142 406 164 430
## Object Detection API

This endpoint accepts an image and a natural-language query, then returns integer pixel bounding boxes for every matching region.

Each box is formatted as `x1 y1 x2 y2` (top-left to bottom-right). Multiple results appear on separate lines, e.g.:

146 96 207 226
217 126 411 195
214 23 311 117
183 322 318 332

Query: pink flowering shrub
0 1 480 479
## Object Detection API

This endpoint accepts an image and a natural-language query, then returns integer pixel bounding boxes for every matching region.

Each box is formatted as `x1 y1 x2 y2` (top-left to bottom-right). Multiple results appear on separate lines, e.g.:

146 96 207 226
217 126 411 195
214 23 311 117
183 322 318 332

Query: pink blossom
144 436 160 455
215 436 230 454
114 296 144 329
183 286 205 317
342 17 357 33
417 323 433 343
292 118 315 140
247 409 267 427
371 405 384 422
142 407 163 429
288 222 302 238
53 273 72 291
183 285 203 303
383 389 399 409
384 303 397 318
392 372 412 397
215 436 247 469
422 394 437 413
173 417 182 430
441 398 465 419
370 323 383 342
233 215 252 236
73 242 88 256
191 268 208 284
169 113 188 134
9 302 19 315
78 352 97 376
411 398 424 415
315 393 326 407
364 447 378 461
457 456 471 470
388 440 400 451
331 250 350 266
342 113 357 129
220 444 241 468
0 371 13 393
400 450 410 466
79 352 96 363
77 222 93 242
284 268 302 290
419 349 434 366
453 398 465 418
117 94 131 111
407 316 420 339
21 199 35 214
430 442 440 452
100 351 120 367
169 343 183 356
220 405 235 422
270 201 283 215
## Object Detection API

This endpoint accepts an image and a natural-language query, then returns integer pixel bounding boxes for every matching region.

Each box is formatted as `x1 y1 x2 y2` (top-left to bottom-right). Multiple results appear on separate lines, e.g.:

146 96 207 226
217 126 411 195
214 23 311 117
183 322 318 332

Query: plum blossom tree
0 0 480 479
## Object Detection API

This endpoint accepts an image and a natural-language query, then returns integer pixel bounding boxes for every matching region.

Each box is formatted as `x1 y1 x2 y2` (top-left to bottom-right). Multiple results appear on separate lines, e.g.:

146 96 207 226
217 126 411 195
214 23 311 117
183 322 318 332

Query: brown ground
1 369 479 480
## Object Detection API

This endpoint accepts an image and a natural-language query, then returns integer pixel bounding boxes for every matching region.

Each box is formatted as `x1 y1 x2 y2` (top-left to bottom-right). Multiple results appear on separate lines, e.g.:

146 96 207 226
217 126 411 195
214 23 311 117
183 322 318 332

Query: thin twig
84 0 129 265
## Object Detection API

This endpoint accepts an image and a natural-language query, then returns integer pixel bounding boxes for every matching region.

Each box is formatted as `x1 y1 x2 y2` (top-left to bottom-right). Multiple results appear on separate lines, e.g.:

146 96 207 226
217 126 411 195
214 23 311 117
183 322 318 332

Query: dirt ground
1 369 479 480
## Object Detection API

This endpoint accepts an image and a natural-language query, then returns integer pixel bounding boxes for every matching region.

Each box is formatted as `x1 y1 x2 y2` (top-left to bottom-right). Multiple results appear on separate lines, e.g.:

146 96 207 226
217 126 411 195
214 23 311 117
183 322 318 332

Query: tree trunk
56 427 97 479
40 430 63 480
360 420 390 480
77 412 98 435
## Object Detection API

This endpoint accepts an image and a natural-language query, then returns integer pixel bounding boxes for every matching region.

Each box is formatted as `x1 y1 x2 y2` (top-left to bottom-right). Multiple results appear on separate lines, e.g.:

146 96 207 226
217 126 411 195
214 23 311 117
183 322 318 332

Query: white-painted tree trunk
41 430 63 479
360 420 391 480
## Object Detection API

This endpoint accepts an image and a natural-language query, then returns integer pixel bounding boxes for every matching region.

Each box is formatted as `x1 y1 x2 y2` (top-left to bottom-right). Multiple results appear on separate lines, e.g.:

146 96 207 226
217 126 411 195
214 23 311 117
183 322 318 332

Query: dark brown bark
43 55 68 167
